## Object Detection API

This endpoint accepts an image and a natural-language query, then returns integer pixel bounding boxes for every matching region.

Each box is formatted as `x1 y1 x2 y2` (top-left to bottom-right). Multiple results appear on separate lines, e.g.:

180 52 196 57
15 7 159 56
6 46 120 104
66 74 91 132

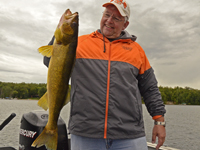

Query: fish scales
31 9 78 150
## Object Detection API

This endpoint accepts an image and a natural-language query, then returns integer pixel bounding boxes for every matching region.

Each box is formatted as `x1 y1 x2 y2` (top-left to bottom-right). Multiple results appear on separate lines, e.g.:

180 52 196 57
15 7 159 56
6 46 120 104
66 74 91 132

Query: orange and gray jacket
44 30 166 140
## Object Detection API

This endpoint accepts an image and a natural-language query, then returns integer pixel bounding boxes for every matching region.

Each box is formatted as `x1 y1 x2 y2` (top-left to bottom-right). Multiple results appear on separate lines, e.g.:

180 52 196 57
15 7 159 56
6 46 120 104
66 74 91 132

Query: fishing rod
0 113 16 131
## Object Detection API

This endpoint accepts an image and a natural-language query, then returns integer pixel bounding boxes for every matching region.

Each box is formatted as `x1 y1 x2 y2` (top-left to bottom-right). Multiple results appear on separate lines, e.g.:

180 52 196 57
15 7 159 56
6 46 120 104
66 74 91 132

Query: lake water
0 99 200 150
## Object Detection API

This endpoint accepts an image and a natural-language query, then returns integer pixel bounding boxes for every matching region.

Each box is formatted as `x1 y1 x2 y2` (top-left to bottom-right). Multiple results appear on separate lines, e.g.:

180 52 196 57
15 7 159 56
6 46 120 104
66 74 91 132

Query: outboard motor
19 110 69 150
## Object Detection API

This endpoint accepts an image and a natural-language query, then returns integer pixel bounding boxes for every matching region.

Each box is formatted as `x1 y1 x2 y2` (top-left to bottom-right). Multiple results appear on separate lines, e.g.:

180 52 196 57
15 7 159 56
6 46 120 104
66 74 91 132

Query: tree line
159 86 200 105
0 81 47 99
0 81 200 105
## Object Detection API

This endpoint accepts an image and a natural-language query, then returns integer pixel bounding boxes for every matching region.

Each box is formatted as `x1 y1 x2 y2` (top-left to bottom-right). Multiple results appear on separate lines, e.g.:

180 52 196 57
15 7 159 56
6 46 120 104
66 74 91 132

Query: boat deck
147 142 180 150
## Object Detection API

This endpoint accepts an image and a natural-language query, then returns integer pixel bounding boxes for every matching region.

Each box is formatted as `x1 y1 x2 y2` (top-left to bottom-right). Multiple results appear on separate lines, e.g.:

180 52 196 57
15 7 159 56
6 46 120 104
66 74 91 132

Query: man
44 0 166 150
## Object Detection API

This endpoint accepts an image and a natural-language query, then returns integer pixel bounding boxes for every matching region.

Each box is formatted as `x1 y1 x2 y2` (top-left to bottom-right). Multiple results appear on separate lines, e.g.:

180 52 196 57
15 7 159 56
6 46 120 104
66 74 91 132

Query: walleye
31 9 78 150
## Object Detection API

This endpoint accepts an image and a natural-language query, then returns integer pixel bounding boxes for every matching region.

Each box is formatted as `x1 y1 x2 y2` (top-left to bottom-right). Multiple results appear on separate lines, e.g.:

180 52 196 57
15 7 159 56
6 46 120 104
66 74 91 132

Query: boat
147 142 180 150
0 111 180 150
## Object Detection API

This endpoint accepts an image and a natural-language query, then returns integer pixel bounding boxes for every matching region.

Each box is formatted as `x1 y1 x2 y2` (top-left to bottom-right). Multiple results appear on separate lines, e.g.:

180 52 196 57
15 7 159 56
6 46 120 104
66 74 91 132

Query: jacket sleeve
43 36 55 67
137 67 166 117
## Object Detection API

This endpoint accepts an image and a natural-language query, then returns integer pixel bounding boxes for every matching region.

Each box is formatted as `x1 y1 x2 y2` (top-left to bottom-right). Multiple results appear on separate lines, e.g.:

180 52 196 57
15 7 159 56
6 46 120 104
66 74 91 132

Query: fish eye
72 22 77 27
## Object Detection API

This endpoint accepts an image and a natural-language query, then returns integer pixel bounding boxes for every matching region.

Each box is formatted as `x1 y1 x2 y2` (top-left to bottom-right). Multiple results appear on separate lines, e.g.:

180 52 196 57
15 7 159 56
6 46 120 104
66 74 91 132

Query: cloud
0 0 199 89
125 0 200 89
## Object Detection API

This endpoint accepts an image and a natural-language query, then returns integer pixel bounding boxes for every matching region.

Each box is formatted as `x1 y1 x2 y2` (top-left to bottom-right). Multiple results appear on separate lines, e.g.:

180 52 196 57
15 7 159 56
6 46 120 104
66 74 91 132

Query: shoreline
1 98 200 106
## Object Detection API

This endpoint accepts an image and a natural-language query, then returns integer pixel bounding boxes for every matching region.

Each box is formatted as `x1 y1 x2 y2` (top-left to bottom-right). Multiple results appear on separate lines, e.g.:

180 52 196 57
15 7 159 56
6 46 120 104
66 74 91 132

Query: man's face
100 5 129 39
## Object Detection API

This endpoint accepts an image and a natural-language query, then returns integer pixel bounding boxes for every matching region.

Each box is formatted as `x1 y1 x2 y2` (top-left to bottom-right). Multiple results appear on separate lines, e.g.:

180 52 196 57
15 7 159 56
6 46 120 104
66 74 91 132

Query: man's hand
152 117 166 150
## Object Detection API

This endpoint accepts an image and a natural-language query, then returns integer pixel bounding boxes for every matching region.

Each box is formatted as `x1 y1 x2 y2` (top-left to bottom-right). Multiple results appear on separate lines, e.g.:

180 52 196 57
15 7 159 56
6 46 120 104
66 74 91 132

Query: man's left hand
152 117 166 150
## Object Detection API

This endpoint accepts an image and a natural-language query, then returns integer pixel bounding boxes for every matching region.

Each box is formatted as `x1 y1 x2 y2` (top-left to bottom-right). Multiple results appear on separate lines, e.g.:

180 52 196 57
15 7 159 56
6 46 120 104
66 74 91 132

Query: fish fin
38 45 53 57
31 126 58 150
54 28 62 43
38 92 48 111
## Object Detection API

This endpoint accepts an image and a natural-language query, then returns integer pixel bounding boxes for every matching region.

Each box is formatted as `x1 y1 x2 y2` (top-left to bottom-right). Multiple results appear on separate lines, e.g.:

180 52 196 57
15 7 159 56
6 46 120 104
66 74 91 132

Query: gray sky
0 0 200 89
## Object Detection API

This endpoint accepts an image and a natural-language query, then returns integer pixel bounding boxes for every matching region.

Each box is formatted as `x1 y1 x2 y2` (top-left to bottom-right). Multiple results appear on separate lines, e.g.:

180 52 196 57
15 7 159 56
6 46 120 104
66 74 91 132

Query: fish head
55 9 79 45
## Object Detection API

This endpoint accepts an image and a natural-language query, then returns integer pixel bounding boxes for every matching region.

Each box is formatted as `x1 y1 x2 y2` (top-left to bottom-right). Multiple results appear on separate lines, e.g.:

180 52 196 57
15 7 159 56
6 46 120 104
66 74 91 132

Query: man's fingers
152 133 156 144
156 141 161 150
156 135 165 150
152 124 166 150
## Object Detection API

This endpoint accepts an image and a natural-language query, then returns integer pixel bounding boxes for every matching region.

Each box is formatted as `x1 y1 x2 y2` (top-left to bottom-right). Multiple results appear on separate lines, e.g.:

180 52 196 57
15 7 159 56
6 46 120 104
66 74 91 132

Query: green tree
2 86 12 98
14 84 29 99
0 82 3 98
29 86 39 97
20 87 29 99
12 90 18 98
38 86 47 97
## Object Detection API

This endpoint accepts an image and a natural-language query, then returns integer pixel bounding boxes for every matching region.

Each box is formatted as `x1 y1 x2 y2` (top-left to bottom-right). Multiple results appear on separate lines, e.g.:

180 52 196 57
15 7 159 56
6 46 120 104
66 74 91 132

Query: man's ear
122 21 129 30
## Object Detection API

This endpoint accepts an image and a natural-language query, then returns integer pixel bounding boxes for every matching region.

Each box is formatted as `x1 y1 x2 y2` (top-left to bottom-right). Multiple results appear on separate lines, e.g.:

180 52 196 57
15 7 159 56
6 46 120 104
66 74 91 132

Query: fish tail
31 126 58 150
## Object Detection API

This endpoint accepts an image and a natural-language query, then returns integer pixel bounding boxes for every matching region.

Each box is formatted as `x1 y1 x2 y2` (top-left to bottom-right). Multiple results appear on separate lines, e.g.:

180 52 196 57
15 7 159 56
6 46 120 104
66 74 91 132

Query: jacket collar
90 30 136 53
91 29 137 42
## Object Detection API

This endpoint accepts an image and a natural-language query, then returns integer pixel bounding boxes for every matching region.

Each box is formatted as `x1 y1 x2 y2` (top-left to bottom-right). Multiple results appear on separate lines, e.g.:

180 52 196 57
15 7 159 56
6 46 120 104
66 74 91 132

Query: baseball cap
102 0 130 20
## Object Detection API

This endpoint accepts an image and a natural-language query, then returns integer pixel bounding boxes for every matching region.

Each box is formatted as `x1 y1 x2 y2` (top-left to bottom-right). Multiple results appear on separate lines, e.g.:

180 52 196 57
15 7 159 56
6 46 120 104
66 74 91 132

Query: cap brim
102 2 126 17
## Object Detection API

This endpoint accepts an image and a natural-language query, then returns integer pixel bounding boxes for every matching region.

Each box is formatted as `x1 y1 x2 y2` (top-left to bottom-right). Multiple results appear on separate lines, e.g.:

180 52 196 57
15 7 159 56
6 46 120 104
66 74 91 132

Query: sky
0 0 200 90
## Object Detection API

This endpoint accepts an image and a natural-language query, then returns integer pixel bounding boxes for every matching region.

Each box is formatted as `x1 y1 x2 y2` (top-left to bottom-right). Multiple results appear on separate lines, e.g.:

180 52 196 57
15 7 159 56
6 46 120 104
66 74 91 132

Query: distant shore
0 98 38 101
0 98 195 106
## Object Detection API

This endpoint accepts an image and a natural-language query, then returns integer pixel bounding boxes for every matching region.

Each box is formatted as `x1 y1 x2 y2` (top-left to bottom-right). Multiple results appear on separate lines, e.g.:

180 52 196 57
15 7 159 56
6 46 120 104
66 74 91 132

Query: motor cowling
19 110 69 150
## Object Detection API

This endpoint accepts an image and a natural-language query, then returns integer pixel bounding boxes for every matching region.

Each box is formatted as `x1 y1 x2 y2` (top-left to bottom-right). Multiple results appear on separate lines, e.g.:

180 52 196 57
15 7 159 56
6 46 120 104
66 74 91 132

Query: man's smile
105 24 114 29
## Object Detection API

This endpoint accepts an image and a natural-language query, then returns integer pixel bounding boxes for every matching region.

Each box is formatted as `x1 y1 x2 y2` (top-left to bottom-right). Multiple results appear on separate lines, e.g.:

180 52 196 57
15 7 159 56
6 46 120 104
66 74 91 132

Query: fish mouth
58 9 78 29
64 9 78 20
65 10 78 27
65 9 78 16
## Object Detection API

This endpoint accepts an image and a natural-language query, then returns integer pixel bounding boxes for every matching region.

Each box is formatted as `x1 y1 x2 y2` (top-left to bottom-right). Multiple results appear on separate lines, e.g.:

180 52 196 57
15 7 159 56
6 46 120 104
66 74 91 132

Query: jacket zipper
104 43 111 139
